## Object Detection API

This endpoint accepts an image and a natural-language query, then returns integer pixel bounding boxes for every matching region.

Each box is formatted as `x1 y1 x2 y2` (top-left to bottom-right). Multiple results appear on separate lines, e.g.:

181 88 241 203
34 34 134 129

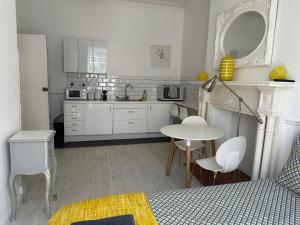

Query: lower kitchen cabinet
148 103 172 133
114 120 147 134
84 103 113 135
64 101 175 140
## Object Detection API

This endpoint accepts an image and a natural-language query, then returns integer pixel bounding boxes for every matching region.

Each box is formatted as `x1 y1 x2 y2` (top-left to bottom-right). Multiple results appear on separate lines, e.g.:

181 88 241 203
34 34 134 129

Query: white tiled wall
66 74 201 113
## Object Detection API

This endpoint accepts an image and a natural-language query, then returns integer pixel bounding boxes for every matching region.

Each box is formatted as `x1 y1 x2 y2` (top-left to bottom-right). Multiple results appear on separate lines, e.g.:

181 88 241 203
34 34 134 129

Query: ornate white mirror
213 0 279 68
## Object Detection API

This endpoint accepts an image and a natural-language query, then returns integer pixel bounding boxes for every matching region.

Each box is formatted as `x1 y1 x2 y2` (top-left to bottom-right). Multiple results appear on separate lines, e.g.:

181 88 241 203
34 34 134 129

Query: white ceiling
118 0 189 7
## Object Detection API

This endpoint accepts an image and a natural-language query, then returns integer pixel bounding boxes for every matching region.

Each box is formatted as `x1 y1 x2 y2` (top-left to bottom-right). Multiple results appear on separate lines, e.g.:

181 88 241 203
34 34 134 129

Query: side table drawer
10 142 49 174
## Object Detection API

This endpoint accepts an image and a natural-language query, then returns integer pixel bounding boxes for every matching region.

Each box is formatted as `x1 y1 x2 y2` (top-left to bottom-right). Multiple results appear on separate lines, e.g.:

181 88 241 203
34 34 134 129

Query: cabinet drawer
65 121 84 128
113 120 147 134
64 115 84 122
114 103 147 109
64 104 84 115
65 127 84 136
114 109 147 121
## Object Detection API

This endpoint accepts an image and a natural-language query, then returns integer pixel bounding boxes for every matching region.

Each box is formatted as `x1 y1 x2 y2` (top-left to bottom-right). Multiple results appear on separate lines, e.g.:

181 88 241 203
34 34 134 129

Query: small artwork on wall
150 45 171 68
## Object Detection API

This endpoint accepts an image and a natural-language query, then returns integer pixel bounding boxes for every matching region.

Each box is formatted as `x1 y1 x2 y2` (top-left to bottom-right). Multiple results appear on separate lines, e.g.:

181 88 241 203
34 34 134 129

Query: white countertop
63 100 178 104
9 130 55 143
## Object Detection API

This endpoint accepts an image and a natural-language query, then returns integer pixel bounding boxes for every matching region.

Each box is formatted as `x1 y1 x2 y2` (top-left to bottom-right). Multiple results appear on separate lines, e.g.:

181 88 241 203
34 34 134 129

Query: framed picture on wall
150 45 171 68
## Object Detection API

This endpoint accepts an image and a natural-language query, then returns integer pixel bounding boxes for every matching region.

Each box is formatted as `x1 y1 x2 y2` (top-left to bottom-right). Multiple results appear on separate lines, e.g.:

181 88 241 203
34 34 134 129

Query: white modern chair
196 136 246 185
169 104 179 124
175 116 208 165
178 106 189 121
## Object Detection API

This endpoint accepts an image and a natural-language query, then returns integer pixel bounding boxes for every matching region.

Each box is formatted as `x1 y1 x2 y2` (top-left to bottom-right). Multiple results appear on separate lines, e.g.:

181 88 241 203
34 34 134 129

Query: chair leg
213 172 218 185
234 170 237 182
178 150 181 167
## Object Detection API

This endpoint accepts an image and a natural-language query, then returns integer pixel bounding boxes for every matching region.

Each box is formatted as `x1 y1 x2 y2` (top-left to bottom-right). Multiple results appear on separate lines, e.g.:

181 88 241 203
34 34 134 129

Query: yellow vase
219 55 234 81
197 71 208 81
269 66 288 80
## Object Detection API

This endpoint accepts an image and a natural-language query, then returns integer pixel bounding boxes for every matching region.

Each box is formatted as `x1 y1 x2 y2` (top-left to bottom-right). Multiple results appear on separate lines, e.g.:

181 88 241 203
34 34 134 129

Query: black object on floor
70 215 135 225
53 114 64 148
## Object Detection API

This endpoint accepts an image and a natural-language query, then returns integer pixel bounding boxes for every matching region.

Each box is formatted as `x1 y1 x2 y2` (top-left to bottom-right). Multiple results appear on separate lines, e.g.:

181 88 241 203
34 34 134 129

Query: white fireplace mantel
198 81 295 180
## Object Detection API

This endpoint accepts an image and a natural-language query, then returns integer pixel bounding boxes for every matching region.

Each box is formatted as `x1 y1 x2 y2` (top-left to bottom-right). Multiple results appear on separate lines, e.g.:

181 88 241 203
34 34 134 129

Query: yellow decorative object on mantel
219 54 234 81
197 71 208 81
269 66 288 80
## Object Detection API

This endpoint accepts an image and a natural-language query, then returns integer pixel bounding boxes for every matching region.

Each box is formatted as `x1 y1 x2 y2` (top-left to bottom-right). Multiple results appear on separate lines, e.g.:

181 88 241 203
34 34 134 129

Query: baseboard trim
60 137 169 148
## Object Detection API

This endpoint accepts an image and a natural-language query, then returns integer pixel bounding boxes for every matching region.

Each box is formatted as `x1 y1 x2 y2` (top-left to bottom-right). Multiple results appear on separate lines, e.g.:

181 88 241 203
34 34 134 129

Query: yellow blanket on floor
48 192 157 225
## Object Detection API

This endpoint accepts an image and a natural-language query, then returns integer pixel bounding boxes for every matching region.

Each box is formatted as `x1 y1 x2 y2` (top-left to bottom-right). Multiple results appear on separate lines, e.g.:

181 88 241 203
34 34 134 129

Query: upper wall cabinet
78 40 94 74
93 41 107 74
63 39 79 73
63 38 107 74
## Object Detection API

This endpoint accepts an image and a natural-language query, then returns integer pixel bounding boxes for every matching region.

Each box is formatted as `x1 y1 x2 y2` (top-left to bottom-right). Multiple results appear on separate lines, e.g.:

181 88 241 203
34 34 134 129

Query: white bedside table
8 130 57 219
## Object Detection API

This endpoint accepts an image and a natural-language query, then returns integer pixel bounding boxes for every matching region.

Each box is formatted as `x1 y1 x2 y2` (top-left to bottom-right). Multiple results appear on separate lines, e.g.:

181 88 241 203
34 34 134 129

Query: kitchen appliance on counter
65 84 87 100
157 85 184 101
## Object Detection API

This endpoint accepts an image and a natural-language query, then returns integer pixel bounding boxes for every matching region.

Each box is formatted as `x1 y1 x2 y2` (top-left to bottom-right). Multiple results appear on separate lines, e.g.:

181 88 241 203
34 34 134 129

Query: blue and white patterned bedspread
146 179 300 225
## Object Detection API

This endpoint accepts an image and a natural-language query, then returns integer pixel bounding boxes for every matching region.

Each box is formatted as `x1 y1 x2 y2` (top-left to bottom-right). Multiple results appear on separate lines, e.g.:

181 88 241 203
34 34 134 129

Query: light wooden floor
11 142 200 225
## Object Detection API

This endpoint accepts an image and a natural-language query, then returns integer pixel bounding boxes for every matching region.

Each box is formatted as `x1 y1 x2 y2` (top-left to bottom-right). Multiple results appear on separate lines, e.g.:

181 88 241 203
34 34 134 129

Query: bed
49 139 300 225
147 179 300 224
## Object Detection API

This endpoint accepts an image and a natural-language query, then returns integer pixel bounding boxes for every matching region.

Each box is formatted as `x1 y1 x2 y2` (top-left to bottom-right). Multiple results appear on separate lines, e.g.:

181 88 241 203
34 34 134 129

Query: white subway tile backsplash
66 74 200 104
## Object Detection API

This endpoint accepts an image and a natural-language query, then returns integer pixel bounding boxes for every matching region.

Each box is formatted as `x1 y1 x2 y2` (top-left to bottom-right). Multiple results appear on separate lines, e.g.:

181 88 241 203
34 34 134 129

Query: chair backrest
179 106 189 121
216 136 246 173
182 116 207 126
170 104 179 117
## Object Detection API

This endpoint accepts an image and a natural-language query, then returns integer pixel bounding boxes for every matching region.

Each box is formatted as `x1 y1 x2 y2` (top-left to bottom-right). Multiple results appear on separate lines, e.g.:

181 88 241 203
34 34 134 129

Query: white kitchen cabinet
63 39 78 73
148 103 172 133
93 40 107 74
114 120 147 134
64 103 85 136
84 103 113 135
78 40 94 73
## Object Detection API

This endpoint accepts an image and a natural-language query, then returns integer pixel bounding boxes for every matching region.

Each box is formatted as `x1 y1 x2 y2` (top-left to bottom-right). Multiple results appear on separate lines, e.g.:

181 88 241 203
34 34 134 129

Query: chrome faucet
125 84 134 100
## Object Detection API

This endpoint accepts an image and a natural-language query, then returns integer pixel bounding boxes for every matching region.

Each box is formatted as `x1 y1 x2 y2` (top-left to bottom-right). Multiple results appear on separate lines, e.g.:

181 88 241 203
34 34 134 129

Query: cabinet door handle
128 111 135 113
71 106 78 108
72 129 78 132
128 122 134 125
150 106 152 111
72 123 77 126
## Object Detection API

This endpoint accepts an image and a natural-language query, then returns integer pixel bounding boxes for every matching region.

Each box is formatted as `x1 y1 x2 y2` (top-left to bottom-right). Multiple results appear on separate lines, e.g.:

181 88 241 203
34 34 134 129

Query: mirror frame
213 0 278 69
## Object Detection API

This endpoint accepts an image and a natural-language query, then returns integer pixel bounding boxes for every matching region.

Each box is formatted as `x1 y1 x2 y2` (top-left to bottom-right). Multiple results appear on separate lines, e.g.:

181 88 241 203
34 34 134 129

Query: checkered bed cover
146 179 300 225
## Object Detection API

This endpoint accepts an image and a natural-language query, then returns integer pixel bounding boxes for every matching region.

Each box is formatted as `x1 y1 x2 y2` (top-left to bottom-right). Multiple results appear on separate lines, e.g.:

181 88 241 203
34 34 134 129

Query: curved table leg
52 158 58 201
185 140 191 188
9 174 16 220
44 170 51 218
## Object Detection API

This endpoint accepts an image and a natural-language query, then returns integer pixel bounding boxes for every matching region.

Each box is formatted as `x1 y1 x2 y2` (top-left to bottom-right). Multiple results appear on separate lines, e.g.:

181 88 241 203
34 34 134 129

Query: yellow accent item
219 55 234 81
197 71 208 81
269 66 288 80
48 192 157 225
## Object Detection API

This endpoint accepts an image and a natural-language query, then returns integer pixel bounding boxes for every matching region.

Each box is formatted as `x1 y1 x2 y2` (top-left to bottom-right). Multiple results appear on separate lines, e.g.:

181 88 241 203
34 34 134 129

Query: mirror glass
223 11 266 59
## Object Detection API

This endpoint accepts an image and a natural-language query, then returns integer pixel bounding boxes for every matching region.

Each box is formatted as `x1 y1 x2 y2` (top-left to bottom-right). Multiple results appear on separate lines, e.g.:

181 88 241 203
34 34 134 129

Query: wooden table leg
210 140 216 156
185 143 191 188
166 138 175 176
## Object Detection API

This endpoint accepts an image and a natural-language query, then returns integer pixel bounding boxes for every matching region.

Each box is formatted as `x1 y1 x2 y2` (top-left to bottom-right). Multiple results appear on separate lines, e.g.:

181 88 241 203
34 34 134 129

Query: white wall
206 0 300 176
181 0 210 80
16 0 184 123
0 0 21 224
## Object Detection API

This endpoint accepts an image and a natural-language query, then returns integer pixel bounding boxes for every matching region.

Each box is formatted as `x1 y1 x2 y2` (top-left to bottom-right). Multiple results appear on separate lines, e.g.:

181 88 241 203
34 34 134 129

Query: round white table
161 124 224 188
